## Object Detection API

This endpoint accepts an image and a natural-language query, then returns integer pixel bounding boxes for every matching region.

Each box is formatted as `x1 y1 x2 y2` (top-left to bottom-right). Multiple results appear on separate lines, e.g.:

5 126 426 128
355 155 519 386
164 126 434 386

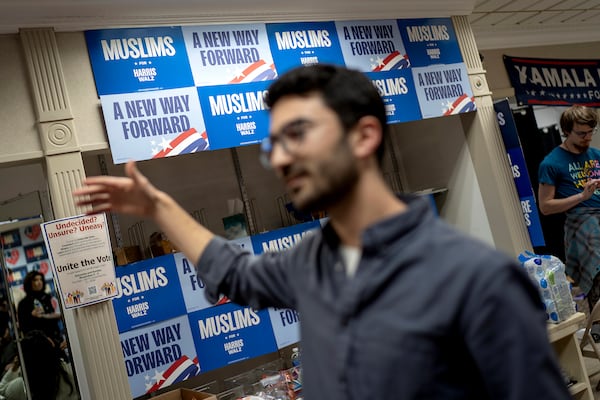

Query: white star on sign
159 138 172 151
233 67 246 80
444 100 454 112
152 369 164 384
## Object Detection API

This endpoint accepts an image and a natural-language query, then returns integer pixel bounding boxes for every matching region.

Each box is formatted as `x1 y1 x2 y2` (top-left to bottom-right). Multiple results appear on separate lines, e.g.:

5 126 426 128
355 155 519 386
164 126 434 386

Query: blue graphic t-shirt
538 146 600 209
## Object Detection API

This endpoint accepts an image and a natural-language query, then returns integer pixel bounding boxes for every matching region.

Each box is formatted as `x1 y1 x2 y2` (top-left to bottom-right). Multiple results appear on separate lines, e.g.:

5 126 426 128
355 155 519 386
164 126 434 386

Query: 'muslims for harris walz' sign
504 55 600 107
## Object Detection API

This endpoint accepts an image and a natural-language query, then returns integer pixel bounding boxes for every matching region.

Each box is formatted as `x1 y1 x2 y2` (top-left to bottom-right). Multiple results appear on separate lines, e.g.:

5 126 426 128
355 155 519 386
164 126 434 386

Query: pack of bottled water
519 252 576 324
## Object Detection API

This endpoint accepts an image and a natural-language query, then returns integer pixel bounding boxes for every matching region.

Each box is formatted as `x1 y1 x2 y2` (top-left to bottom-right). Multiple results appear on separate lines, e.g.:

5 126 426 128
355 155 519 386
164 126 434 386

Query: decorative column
451 16 532 256
19 28 131 400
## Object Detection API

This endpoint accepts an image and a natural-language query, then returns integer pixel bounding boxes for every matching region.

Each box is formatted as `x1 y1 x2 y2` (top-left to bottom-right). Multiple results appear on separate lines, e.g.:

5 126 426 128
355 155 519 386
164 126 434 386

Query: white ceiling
0 0 599 50
470 0 600 49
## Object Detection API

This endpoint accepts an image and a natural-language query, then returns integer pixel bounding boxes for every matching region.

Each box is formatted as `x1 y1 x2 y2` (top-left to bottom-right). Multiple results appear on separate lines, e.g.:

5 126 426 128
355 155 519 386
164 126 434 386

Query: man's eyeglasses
260 119 314 168
571 128 598 138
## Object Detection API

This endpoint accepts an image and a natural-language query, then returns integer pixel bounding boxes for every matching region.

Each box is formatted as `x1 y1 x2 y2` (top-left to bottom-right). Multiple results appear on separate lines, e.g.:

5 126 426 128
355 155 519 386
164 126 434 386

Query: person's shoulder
4 376 25 400
540 146 564 163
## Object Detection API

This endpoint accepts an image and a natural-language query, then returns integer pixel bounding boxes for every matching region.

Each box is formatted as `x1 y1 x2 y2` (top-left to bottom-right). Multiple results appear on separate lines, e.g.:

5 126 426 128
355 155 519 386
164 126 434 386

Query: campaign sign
250 220 321 255
23 242 47 263
85 27 194 95
503 56 600 107
412 63 475 119
7 266 27 287
112 254 187 333
174 252 216 314
188 302 278 372
120 316 199 398
397 18 463 68
366 70 422 124
266 21 345 74
268 307 300 349
100 86 207 164
0 229 21 249
27 259 53 280
182 23 277 87
197 80 271 150
3 246 26 268
20 224 42 245
494 99 545 247
336 20 409 72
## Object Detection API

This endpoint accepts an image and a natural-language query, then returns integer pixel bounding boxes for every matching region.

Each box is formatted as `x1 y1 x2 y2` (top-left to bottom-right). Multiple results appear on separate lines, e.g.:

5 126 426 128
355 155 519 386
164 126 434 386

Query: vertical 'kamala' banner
494 99 545 247
266 21 345 74
398 18 475 119
182 23 277 86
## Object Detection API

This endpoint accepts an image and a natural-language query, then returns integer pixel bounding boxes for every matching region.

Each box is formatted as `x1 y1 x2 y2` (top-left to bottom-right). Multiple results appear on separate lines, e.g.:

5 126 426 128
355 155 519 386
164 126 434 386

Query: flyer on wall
41 213 119 309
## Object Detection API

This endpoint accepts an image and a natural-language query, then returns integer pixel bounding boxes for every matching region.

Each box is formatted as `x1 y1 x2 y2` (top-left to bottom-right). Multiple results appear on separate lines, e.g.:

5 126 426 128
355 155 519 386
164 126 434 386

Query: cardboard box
114 245 143 266
150 388 217 400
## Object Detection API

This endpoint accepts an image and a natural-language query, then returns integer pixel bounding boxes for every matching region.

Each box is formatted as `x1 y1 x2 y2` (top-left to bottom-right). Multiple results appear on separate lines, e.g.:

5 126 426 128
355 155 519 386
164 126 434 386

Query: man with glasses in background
74 64 570 399
539 104 600 311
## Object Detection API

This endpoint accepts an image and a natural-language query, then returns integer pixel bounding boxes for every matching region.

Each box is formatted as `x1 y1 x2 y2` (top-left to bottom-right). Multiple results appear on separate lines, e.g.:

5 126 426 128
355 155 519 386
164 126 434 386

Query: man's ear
351 115 383 160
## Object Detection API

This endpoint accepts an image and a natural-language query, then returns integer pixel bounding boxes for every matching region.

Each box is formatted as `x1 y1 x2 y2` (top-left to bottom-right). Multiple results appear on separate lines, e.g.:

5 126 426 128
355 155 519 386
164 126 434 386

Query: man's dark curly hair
265 64 388 164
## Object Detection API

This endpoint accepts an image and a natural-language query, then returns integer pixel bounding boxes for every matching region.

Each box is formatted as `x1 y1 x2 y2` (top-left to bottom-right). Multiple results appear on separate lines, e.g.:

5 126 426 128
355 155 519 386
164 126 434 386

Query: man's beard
289 140 360 214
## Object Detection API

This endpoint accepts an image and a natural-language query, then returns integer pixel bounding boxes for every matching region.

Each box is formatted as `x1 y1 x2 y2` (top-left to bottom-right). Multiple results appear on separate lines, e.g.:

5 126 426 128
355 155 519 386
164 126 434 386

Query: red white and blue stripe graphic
152 128 209 159
372 51 410 72
146 355 200 393
443 93 476 115
229 60 277 84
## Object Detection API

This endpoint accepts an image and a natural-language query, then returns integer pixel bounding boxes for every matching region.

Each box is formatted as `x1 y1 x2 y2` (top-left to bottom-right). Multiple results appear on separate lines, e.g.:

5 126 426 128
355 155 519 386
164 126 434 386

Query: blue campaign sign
100 87 208 164
112 254 187 333
366 70 422 124
494 99 545 247
120 316 200 398
197 80 271 150
188 302 278 372
397 18 463 67
85 27 194 96
335 20 409 72
250 220 321 255
503 56 600 107
412 63 476 119
182 23 278 87
266 21 345 74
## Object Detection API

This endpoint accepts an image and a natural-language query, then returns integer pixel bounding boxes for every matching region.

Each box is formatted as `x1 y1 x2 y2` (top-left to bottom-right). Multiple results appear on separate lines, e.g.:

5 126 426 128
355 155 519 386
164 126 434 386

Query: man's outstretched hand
73 160 160 217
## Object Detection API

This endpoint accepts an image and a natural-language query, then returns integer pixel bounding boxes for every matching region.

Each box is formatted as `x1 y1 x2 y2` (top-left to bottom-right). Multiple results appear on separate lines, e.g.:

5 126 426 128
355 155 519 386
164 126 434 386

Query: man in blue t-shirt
538 104 600 309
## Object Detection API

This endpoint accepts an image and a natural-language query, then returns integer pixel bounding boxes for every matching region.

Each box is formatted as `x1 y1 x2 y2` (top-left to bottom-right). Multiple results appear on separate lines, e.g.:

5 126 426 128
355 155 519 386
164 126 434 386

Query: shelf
547 312 594 400
547 312 585 343
569 382 588 396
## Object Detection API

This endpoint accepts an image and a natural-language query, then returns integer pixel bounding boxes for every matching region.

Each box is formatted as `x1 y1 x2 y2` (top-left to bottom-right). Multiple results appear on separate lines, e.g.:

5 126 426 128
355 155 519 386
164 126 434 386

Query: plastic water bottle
545 256 576 321
521 255 576 323
291 347 300 367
